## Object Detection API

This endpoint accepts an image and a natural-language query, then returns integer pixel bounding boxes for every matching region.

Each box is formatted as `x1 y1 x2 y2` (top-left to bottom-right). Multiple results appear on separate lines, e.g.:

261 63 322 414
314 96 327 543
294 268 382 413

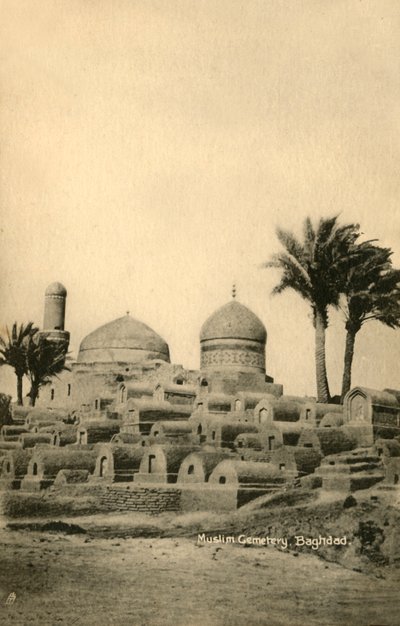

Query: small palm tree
26 335 70 407
263 216 360 403
340 242 400 400
0 322 38 405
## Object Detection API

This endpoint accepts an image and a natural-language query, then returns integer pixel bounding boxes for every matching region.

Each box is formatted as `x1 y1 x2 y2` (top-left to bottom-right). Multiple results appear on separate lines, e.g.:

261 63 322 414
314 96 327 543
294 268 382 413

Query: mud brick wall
100 485 182 514
101 484 274 513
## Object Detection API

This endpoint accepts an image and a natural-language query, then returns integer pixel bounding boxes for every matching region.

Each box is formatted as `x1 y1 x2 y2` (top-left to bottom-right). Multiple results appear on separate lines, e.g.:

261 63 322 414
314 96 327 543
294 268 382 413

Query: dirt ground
0 524 399 626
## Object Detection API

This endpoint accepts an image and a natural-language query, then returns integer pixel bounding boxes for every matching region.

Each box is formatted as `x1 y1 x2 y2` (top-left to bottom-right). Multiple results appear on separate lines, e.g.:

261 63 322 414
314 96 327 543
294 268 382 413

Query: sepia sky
1 0 400 399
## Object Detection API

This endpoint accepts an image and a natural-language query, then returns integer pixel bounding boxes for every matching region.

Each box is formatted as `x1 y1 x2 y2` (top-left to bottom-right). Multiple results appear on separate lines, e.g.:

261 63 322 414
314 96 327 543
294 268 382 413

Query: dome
77 315 170 364
45 282 67 297
200 301 266 344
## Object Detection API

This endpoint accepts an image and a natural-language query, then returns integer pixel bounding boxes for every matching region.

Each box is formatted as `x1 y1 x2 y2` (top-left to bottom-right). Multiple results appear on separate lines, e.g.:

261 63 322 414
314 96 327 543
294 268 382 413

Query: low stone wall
100 485 182 514
100 483 278 514
1 479 286 516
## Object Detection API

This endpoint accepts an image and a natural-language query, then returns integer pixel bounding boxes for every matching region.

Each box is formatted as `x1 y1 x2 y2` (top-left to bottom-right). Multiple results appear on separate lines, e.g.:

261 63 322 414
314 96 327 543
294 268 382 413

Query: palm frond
276 228 305 263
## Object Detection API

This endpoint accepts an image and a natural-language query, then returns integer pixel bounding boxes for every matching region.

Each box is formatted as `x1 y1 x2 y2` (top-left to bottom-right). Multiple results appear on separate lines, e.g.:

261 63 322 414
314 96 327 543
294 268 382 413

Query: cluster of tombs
1 385 400 500
1 283 400 510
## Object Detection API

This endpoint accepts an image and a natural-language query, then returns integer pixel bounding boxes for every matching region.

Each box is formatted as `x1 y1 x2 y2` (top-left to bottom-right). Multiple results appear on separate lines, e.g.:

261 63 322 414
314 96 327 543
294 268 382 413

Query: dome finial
126 310 130 316
232 283 236 300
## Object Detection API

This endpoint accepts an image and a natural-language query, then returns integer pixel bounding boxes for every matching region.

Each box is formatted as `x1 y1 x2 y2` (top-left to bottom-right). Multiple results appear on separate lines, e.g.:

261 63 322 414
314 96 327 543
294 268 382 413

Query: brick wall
100 483 275 513
100 485 182 514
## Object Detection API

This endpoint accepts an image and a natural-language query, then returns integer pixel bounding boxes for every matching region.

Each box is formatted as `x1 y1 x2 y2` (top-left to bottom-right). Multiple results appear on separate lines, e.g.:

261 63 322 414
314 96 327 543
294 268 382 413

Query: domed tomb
77 314 170 364
200 300 267 373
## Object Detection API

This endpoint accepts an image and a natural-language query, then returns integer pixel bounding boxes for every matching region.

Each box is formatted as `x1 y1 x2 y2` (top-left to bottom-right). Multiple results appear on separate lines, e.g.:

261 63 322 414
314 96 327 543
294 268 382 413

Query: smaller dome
200 300 266 343
45 282 67 297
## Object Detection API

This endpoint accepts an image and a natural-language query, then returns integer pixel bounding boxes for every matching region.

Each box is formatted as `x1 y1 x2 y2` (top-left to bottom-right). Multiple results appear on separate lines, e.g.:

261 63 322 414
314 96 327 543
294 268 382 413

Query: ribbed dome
77 315 170 364
45 282 67 296
200 301 266 343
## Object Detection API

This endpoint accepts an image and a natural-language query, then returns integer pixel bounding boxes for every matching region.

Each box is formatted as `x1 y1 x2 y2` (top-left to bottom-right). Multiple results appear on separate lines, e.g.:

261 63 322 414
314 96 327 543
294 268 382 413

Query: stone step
321 461 382 473
347 472 385 487
322 472 385 492
321 454 381 466
377 483 400 491
320 468 385 479
348 462 383 473
336 456 381 465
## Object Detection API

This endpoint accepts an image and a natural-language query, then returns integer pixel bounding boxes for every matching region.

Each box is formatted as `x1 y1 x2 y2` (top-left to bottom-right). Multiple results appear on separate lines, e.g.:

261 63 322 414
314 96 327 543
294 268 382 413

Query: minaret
40 282 70 348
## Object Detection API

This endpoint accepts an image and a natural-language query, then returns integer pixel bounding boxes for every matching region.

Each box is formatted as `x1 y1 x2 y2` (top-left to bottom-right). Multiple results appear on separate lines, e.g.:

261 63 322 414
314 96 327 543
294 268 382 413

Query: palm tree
263 216 360 403
26 335 70 407
340 242 400 400
0 322 38 405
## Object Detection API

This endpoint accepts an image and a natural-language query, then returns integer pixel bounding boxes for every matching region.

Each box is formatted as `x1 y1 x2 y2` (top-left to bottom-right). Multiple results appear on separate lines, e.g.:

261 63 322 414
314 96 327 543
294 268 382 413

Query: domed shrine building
199 299 281 396
36 285 198 416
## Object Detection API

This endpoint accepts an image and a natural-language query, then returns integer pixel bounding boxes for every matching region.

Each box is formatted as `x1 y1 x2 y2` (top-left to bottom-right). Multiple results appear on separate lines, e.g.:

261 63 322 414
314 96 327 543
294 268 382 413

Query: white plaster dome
200 301 266 343
77 314 170 364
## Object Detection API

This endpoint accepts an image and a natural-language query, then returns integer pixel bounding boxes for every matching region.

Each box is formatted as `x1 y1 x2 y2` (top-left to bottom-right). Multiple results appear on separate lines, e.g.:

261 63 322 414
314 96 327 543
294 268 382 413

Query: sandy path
0 530 398 626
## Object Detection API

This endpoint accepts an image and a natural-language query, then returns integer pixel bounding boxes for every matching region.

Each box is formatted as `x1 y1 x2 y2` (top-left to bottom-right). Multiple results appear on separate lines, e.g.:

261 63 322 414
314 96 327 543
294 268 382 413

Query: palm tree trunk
315 310 330 403
341 327 357 402
29 384 39 407
16 375 23 406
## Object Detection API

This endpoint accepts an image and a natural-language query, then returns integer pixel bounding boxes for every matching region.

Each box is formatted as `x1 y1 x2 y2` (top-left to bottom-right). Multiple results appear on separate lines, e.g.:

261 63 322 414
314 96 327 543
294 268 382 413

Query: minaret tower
40 282 70 348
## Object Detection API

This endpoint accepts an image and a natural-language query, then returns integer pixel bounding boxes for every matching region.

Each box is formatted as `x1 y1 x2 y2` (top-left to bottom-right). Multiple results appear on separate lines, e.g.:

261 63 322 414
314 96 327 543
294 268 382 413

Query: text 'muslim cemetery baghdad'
1 281 400 514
